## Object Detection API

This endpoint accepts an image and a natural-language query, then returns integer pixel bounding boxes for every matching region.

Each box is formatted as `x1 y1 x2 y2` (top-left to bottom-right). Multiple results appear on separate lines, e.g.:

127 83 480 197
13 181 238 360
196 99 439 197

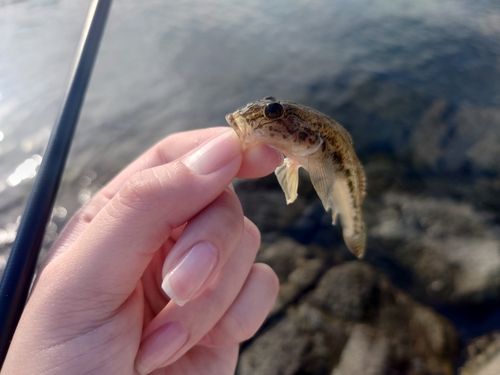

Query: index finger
101 127 280 208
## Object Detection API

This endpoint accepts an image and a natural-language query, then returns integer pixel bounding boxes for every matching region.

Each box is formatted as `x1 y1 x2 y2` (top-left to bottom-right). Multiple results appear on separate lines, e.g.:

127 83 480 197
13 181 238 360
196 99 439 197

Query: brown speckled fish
226 97 366 258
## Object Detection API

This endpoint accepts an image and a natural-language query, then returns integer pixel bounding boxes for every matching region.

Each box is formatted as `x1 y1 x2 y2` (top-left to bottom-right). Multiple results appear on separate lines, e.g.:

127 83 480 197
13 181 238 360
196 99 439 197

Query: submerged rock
411 103 500 176
460 332 500 375
370 192 500 304
256 238 330 316
238 257 458 375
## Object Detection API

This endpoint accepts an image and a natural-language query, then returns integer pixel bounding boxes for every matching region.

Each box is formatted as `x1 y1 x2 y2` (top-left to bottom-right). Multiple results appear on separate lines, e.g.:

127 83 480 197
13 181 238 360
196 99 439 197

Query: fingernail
182 130 241 175
135 322 189 374
162 242 218 306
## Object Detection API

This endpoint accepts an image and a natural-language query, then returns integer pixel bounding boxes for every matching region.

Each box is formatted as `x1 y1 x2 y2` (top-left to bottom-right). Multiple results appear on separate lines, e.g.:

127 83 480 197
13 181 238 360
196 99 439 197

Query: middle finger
142 188 244 311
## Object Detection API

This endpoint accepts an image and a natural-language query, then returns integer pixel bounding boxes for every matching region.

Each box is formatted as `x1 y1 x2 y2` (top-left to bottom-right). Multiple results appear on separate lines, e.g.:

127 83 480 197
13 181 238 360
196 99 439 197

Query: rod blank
0 0 113 365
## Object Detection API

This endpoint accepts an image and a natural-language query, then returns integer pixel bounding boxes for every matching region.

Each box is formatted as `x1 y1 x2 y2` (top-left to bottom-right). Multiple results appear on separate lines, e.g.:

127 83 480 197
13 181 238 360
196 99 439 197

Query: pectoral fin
275 158 299 204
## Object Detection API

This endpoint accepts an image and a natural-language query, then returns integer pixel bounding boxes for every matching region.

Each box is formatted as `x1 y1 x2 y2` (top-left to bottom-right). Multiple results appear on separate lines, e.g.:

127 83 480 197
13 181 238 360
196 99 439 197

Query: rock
410 99 452 172
370 192 500 304
237 313 312 375
461 332 500 375
411 104 500 176
257 238 338 316
332 324 389 375
310 261 380 321
238 258 458 375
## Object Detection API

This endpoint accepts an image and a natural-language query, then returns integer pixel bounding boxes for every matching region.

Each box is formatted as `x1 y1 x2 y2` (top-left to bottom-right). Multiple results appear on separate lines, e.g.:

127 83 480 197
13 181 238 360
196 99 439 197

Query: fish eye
264 102 284 119
263 96 276 101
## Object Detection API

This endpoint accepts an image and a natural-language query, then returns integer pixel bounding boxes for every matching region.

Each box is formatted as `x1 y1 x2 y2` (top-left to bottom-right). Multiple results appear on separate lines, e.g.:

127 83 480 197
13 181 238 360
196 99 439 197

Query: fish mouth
225 112 246 141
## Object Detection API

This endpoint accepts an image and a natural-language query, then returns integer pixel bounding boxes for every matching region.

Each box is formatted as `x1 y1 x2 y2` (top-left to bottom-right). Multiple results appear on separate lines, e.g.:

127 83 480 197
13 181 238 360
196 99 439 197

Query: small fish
226 97 366 258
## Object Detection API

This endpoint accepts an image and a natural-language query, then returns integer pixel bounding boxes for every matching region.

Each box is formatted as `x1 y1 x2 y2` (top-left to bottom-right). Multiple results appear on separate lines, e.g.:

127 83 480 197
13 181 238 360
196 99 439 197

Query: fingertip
243 217 261 247
161 277 187 307
251 263 280 302
181 130 242 176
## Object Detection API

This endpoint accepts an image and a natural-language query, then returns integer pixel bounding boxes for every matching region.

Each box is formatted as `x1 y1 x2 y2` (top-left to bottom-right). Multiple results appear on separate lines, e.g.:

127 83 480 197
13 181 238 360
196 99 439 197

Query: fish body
225 97 366 258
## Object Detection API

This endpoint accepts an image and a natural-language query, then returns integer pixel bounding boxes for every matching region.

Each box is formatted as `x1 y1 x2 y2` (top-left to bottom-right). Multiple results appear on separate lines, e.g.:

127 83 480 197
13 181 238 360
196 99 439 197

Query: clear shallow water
1 0 500 351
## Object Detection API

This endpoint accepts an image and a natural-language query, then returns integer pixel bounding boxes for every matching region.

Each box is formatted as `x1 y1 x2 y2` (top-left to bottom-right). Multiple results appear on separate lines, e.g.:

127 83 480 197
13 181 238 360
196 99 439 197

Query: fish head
225 97 323 156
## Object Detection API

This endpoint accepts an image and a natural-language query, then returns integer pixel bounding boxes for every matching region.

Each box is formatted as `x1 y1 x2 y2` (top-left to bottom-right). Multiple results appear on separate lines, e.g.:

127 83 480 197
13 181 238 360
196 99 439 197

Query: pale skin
2 127 282 375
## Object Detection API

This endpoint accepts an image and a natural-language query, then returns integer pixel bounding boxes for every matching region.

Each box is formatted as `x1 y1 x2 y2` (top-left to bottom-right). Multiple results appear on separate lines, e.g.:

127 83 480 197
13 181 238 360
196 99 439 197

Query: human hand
2 128 282 374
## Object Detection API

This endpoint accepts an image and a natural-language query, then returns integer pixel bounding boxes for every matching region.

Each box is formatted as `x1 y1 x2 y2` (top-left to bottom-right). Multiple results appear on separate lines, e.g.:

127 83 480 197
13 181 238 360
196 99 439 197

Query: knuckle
214 191 244 225
196 191 244 243
117 169 161 211
242 218 261 254
222 310 254 344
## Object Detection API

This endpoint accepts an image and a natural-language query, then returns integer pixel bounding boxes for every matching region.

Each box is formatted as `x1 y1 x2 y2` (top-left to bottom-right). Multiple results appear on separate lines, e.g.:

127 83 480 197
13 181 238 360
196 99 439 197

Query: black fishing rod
0 0 113 365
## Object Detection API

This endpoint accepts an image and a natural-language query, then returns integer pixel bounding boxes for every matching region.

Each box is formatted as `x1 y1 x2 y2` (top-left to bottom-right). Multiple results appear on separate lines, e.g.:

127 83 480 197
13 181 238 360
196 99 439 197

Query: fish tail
344 223 366 258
